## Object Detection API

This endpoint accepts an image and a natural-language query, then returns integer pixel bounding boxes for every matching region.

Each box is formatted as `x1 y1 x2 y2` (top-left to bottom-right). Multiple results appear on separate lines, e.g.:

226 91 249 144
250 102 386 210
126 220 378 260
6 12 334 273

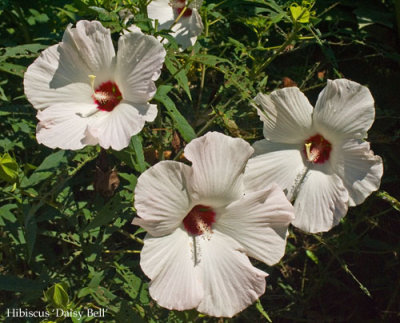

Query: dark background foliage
0 0 399 322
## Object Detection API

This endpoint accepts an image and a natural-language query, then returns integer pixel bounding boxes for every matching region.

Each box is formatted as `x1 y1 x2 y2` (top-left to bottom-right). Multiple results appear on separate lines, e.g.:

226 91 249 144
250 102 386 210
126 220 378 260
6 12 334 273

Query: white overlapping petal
133 132 294 317
24 20 166 150
247 79 383 233
147 0 204 49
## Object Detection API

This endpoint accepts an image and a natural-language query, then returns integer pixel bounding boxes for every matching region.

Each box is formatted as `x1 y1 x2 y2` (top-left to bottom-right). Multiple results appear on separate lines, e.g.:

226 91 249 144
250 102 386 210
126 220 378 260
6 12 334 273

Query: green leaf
154 85 196 142
0 43 47 61
0 153 18 183
290 4 310 23
190 53 230 67
0 275 45 293
306 249 319 265
0 204 17 225
255 299 272 322
0 62 26 77
45 283 69 310
130 135 146 173
164 55 192 100
21 150 67 188
83 193 125 232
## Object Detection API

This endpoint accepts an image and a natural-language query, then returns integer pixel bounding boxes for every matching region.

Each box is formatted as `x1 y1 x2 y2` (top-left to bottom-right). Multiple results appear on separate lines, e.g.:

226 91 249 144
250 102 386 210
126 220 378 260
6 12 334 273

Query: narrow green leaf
306 250 319 265
154 85 196 142
130 135 146 173
164 55 192 100
255 299 272 322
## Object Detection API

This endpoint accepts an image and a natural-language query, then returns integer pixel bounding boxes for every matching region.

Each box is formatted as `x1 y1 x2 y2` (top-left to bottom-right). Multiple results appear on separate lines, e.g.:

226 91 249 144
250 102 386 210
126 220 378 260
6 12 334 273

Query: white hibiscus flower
24 20 166 151
132 132 294 317
147 0 204 49
245 79 383 233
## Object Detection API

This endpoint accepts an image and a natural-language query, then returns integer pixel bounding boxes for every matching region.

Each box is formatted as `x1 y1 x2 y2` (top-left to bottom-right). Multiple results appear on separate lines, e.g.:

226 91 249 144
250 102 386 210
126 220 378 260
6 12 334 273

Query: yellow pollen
195 214 212 240
305 142 319 162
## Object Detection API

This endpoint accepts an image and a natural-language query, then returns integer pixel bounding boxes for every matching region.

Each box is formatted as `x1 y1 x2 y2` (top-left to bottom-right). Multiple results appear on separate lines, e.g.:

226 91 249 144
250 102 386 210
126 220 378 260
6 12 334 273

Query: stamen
303 134 332 164
88 74 96 93
183 205 216 237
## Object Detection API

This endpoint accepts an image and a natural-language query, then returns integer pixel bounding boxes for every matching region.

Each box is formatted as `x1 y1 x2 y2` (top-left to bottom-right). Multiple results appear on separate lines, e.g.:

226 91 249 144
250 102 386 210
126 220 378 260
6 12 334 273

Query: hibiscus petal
64 20 115 78
133 161 192 236
244 140 305 196
116 31 166 103
215 184 294 265
172 9 204 49
141 228 203 311
196 230 267 317
332 139 383 206
293 167 349 233
254 88 313 144
313 79 375 140
24 44 93 110
185 132 254 207
35 103 96 150
147 0 175 28
86 102 155 151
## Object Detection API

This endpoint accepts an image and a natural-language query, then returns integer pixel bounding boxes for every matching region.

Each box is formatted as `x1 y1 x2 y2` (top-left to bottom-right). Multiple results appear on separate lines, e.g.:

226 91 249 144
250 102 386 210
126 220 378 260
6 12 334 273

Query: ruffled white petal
64 20 115 80
244 140 305 195
133 161 192 236
116 31 166 103
147 0 175 27
24 44 93 110
196 230 267 317
293 167 349 233
313 79 375 140
141 228 203 310
215 184 294 265
86 102 155 151
172 9 204 49
147 0 203 49
254 88 313 144
35 103 96 150
185 132 254 207
332 139 383 206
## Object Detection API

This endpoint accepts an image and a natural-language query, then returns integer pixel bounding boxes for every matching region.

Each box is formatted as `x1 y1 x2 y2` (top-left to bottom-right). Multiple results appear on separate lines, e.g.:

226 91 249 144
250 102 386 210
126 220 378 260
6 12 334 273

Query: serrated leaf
154 85 196 142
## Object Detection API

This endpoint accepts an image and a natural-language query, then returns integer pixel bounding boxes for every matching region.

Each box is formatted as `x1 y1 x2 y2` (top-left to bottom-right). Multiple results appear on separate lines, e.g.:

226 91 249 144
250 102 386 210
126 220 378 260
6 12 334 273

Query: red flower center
303 134 332 164
183 205 216 236
174 0 193 17
92 81 122 112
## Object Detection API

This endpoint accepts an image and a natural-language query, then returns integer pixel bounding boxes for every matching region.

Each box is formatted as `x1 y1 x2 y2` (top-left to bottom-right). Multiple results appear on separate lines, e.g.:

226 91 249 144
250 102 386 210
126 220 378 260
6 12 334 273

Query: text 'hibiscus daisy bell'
245 79 383 233
132 132 294 317
24 20 166 150
147 0 204 49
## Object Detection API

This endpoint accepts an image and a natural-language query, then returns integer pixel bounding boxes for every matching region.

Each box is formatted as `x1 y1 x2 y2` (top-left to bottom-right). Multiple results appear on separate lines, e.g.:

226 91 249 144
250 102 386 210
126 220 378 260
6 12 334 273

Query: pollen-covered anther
183 205 216 237
303 134 332 164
